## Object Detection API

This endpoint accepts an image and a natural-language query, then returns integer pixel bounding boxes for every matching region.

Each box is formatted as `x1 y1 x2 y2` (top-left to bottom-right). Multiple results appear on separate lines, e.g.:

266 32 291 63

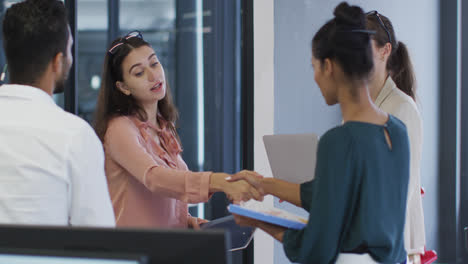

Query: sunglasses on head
366 11 392 44
108 30 143 55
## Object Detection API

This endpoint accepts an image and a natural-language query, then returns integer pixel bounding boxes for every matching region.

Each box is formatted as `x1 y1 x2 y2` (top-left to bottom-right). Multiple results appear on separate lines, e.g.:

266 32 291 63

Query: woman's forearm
256 221 287 243
261 178 301 207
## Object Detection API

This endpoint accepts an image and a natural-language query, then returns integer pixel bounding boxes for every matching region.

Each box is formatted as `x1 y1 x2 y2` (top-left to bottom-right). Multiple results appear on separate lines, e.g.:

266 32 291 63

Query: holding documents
228 200 307 230
227 3 410 263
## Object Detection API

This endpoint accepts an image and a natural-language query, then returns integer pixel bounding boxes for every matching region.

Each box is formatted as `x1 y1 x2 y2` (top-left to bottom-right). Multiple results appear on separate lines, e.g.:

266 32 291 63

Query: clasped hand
211 170 265 204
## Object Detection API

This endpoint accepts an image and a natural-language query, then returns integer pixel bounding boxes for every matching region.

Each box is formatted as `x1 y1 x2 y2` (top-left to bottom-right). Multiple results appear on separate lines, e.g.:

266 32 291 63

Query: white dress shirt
0 84 115 227
376 77 426 255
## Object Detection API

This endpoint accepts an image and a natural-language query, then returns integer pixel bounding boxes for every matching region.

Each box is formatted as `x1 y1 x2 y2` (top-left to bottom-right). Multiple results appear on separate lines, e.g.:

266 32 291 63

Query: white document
228 200 308 230
263 133 319 184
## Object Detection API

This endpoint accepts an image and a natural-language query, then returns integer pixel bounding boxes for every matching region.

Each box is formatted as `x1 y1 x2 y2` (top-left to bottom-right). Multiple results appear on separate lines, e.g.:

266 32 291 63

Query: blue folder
228 204 307 230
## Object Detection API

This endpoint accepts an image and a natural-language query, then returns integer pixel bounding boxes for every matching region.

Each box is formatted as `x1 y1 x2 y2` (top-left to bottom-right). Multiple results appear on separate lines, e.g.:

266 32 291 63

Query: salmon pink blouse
103 115 211 228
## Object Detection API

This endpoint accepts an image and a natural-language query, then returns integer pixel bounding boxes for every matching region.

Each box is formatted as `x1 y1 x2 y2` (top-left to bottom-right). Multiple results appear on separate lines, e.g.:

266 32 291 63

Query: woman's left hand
233 214 287 242
188 216 209 229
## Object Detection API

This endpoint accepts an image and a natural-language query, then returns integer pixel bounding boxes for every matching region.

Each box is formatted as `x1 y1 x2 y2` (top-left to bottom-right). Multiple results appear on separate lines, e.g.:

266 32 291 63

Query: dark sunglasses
108 30 143 55
366 11 392 44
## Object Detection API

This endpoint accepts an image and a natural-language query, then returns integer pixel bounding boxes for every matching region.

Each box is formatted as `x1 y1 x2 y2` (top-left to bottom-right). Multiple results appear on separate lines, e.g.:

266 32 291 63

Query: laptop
263 133 319 184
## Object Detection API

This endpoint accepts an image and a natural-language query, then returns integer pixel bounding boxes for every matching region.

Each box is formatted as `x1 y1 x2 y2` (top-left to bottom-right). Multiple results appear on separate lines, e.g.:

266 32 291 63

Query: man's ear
116 81 131 95
52 52 64 75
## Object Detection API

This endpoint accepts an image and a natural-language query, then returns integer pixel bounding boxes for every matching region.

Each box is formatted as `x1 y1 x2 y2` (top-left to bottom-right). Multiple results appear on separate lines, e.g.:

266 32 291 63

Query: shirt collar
0 84 56 105
129 115 183 158
375 77 397 108
133 114 168 133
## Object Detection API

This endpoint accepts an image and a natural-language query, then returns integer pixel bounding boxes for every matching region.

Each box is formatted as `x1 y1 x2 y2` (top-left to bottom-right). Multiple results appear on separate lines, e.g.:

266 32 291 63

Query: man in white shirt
0 0 115 227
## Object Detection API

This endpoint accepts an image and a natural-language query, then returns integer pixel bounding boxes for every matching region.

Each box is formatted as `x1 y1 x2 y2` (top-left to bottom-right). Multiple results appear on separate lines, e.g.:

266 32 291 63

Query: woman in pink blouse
93 31 262 229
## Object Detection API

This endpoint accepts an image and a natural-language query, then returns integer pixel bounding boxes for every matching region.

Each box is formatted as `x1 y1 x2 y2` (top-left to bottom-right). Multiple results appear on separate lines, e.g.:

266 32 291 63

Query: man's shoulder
61 113 103 159
44 110 100 148
48 109 93 134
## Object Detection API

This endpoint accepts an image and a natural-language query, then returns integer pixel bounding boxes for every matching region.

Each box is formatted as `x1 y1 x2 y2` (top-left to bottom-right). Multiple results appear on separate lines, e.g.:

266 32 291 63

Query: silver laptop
263 134 319 184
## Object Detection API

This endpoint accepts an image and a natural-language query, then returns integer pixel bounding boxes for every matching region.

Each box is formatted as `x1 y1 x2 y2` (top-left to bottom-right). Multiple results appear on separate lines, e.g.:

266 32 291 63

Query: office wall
253 1 275 264
253 0 439 263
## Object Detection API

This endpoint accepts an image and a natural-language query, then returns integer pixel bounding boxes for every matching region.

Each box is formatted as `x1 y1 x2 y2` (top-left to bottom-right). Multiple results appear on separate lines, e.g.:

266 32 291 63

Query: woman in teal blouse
230 2 409 264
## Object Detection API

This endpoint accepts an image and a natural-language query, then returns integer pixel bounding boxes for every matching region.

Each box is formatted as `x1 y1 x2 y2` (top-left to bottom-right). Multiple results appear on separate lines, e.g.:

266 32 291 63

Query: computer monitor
0 248 147 264
0 225 231 264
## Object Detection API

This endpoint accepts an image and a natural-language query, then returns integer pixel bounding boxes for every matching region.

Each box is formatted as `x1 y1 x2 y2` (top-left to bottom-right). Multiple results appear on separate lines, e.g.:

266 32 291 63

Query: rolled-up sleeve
299 180 316 211
282 129 356 263
104 117 211 203
282 228 306 262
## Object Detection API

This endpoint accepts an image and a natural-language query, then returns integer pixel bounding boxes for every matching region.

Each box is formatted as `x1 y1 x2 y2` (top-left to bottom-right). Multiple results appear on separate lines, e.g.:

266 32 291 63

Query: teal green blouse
283 115 409 264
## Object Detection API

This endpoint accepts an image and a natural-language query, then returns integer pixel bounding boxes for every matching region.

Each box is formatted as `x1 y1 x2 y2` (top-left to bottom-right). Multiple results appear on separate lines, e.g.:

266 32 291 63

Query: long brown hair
366 12 416 101
93 34 179 143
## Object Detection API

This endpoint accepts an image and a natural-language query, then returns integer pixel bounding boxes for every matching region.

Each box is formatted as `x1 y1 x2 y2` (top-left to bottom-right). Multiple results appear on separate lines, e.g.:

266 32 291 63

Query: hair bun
333 2 366 30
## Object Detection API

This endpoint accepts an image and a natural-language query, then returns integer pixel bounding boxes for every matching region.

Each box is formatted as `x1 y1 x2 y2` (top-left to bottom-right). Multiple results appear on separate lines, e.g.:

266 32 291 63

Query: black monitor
0 225 231 264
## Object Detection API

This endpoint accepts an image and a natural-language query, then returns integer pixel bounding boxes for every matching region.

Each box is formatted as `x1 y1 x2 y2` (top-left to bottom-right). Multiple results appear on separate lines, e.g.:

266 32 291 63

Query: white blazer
376 77 426 255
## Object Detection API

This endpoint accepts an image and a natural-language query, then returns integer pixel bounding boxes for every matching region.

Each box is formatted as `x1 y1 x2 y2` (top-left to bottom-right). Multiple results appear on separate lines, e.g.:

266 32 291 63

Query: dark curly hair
2 0 69 85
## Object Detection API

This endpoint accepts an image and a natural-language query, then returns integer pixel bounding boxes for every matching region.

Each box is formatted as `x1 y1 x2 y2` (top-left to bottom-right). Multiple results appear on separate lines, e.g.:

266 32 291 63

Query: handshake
209 170 266 204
